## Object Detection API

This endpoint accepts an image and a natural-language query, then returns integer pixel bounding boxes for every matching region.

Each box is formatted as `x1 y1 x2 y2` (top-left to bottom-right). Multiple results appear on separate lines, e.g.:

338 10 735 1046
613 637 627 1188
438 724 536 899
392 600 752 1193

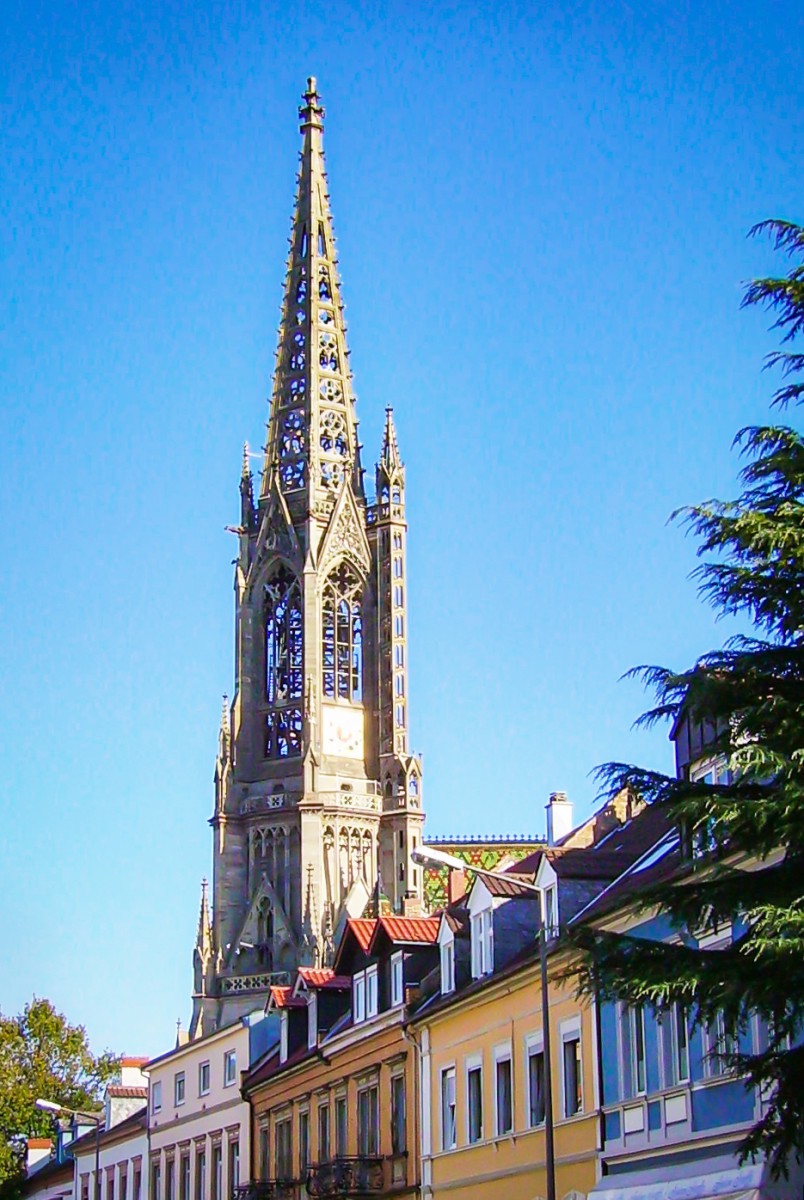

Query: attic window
280 1011 288 1063
391 952 404 1007
440 938 455 995
471 909 493 979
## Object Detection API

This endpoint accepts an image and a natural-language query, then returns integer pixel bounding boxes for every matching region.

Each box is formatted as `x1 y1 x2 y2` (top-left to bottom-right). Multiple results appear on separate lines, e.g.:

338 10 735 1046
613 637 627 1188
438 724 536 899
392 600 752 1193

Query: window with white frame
223 1048 237 1086
318 1102 330 1163
298 1109 310 1175
353 973 366 1024
275 1118 292 1183
466 1058 483 1144
561 1023 582 1117
366 964 379 1018
357 1084 379 1156
620 1004 646 1096
471 908 494 978
704 1010 738 1077
198 1060 210 1096
391 1074 406 1155
308 992 318 1050
440 937 455 995
390 952 404 1007
542 884 558 937
151 1081 162 1113
335 1095 347 1157
661 1003 690 1086
526 1035 546 1127
440 1066 457 1150
494 1048 513 1136
174 1072 185 1107
280 1010 288 1062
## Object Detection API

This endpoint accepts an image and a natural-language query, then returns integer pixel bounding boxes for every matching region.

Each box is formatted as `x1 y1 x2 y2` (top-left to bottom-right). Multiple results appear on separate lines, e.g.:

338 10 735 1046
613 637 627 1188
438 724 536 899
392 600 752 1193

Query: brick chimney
447 868 467 906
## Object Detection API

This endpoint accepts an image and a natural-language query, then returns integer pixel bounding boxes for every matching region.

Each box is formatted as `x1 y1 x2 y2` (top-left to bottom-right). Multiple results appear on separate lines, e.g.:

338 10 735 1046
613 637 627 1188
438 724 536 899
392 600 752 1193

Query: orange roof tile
106 1086 147 1099
269 985 305 1008
347 918 377 951
297 968 350 990
376 916 440 944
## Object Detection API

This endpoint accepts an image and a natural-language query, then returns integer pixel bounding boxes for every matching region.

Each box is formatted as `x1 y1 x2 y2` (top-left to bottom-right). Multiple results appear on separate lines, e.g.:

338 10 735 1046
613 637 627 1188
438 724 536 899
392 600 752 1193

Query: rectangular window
441 1067 456 1150
298 1110 310 1175
391 1075 406 1156
211 1147 221 1200
440 940 455 994
471 910 494 977
391 952 404 1007
133 1170 141 1200
164 1162 174 1200
258 1127 269 1181
82 1177 90 1200
353 973 366 1023
495 1055 512 1136
179 1156 190 1200
150 1165 161 1200
357 1085 379 1156
366 965 379 1018
225 1143 236 1194
198 1061 210 1096
107 1175 114 1200
195 1152 205 1200
705 1011 738 1077
629 1006 646 1094
674 1004 690 1083
318 1103 330 1163
543 886 557 937
223 1050 237 1086
275 1120 292 1183
120 1173 127 1200
152 1081 162 1114
335 1096 347 1158
467 1063 483 1144
307 993 318 1050
527 1044 546 1127
563 1034 582 1117
174 1072 186 1107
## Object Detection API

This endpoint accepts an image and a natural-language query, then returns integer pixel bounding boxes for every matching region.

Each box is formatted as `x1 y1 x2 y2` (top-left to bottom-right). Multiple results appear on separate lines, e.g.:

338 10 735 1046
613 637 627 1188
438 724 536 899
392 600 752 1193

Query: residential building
71 1058 149 1200
20 1136 74 1200
145 1013 276 1200
240 915 441 1198
191 75 425 1038
410 798 668 1200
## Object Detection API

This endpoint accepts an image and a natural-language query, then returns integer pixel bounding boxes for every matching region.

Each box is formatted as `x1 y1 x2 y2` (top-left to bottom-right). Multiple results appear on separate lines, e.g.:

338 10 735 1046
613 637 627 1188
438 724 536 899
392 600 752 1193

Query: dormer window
353 973 366 1024
470 909 493 978
390 952 404 1007
366 965 379 1018
440 937 455 995
307 992 318 1050
543 885 558 937
280 1011 288 1063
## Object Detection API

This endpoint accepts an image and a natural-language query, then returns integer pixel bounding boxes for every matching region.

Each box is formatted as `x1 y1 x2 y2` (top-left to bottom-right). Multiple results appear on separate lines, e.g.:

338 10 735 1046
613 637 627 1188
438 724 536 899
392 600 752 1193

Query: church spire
196 878 213 959
380 407 402 473
261 76 363 512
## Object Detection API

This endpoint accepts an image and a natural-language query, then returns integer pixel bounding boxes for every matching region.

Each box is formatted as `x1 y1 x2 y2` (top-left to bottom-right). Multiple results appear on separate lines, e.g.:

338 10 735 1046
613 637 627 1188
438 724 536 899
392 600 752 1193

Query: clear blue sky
1 0 801 1058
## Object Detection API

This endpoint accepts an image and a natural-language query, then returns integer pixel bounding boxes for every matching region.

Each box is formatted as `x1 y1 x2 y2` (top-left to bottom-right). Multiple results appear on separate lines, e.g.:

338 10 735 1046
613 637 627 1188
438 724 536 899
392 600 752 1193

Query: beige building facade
191 77 425 1037
145 1019 259 1200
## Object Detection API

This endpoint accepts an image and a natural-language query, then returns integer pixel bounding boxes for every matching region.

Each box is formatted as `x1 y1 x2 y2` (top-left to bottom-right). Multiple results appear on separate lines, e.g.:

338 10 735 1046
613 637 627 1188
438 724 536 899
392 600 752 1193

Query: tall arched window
264 569 303 758
322 564 363 702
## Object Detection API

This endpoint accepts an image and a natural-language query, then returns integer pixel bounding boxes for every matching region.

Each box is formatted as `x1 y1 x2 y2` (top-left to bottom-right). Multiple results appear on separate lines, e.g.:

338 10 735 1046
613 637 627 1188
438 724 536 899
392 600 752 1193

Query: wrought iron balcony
232 1181 300 1200
306 1157 385 1196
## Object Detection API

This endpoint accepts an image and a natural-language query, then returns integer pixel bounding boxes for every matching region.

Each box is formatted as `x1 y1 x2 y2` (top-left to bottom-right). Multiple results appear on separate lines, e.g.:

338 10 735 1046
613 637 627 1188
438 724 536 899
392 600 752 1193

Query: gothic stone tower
191 79 424 1036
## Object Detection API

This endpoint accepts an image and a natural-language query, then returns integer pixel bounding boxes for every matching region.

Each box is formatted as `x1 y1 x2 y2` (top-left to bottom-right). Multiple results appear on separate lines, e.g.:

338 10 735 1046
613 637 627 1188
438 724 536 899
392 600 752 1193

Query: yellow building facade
411 948 599 1200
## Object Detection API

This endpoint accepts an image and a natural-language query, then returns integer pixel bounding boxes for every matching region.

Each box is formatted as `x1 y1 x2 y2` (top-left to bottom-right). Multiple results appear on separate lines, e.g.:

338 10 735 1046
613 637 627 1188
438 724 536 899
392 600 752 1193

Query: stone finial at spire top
241 442 250 480
299 76 325 132
381 406 403 472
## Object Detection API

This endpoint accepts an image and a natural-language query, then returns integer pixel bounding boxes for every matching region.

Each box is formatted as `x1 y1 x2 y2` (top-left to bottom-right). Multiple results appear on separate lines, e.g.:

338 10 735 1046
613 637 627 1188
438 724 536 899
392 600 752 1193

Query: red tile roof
269 985 305 1009
120 1057 149 1067
296 968 350 990
346 918 377 951
106 1086 147 1099
374 916 441 944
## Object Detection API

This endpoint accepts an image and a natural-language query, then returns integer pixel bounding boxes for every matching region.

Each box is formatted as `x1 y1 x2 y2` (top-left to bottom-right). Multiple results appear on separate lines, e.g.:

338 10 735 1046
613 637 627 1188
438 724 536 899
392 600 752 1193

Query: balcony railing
232 1181 300 1200
306 1157 385 1197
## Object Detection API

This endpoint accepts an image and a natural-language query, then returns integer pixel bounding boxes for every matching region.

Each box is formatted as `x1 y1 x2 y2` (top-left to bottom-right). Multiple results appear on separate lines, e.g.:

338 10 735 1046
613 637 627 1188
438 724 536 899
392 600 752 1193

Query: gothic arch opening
264 568 303 759
322 563 363 702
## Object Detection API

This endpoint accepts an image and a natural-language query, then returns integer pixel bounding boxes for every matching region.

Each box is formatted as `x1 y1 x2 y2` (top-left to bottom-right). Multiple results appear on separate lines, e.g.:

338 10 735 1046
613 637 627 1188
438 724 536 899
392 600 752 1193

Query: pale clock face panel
322 703 365 759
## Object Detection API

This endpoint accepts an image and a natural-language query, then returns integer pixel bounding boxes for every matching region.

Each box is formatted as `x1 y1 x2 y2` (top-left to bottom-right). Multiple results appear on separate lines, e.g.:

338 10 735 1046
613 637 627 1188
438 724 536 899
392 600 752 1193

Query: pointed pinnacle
381 406 403 470
241 444 250 480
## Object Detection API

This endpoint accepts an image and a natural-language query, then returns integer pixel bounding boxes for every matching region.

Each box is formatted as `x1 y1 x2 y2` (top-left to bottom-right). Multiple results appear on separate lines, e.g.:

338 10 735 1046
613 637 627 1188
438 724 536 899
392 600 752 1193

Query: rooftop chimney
26 1140 53 1175
546 792 573 846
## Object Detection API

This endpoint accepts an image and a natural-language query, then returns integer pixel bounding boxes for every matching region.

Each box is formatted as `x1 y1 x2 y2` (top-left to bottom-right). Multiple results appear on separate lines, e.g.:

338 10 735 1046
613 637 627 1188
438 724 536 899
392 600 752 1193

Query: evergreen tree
567 221 804 1170
0 998 118 1194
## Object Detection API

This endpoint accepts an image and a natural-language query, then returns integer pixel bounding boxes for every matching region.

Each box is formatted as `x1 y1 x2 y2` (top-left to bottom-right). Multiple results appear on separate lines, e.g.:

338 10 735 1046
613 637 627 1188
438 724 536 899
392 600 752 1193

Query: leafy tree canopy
0 998 118 1193
566 220 804 1171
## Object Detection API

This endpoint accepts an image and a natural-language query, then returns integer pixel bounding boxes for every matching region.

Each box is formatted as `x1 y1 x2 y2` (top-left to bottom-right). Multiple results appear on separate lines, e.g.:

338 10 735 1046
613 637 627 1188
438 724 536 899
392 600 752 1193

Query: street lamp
35 1099 102 1200
411 846 557 1200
